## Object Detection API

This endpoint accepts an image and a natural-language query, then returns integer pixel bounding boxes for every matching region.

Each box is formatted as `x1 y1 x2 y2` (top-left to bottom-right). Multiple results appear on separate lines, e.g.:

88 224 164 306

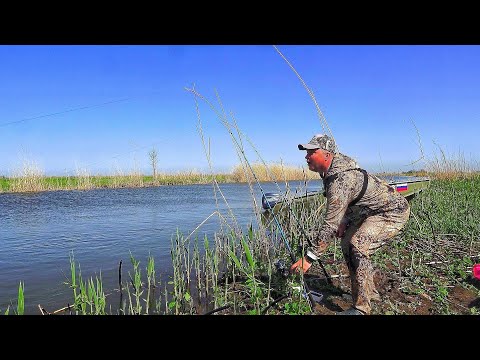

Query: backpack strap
323 168 368 206
349 169 368 206
322 173 338 196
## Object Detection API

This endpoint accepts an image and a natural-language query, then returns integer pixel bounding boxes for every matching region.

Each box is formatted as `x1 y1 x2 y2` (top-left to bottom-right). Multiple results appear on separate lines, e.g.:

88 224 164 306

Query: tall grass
180 86 321 314
9 159 45 192
370 174 480 314
408 121 479 181
426 147 478 180
0 170 264 193
1 173 233 193
17 282 24 315
67 253 106 315
231 163 316 183
75 166 94 190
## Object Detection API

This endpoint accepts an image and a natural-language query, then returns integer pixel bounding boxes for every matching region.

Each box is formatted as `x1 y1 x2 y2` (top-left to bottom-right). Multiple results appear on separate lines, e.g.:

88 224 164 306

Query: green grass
0 174 235 193
369 175 480 314
0 167 458 195
0 176 9 192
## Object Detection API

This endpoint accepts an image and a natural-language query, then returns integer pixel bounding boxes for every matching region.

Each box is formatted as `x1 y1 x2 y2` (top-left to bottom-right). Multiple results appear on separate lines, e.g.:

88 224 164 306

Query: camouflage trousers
340 205 410 314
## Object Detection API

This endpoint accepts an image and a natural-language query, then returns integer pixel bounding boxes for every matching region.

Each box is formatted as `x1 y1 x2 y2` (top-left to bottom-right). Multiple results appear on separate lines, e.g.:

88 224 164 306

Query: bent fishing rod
264 188 333 285
239 156 321 311
187 89 324 311
220 134 326 311
233 130 332 285
200 120 320 310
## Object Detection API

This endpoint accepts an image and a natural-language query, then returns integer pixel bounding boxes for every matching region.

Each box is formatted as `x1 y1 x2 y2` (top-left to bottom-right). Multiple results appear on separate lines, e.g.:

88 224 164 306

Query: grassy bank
0 172 233 193
2 166 470 194
0 163 317 193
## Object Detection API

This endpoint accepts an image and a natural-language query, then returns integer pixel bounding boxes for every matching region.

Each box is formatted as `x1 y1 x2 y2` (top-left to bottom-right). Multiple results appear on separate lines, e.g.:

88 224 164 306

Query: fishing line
230 127 333 285
233 143 318 310
0 91 171 176
272 45 339 153
0 88 171 129
187 87 321 311
0 97 133 128
269 45 339 284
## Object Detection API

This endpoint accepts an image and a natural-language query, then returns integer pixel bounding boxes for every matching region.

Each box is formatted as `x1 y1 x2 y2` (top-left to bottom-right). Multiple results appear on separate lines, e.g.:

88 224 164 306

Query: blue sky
0 45 479 176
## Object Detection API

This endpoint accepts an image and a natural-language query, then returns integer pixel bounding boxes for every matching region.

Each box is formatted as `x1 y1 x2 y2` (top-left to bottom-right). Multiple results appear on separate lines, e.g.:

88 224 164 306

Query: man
290 134 410 315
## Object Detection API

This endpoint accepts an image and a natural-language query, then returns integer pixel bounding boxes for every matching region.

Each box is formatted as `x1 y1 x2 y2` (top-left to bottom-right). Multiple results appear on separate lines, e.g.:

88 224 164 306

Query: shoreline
0 171 432 194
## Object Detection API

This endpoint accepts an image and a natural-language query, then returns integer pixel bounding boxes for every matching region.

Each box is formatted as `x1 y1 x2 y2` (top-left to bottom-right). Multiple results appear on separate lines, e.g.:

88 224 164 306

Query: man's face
305 148 331 173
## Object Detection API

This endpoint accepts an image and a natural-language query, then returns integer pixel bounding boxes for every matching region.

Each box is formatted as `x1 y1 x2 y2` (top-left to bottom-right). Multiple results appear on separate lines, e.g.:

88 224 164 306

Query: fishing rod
232 130 333 285
225 135 322 312
218 126 333 288
269 46 338 283
239 160 323 312
263 188 333 285
187 88 323 312
202 205 321 313
219 129 333 285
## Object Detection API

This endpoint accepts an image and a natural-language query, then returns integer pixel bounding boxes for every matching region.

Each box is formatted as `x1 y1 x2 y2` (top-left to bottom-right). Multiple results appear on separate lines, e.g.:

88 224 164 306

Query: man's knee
343 243 368 271
350 233 373 258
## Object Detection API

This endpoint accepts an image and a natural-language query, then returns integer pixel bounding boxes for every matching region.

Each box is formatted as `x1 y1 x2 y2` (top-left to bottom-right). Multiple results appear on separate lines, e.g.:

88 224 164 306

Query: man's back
323 152 410 226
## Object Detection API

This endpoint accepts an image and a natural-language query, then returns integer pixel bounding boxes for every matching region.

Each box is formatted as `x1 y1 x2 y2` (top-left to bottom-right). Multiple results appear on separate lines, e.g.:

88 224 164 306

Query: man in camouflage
291 134 410 315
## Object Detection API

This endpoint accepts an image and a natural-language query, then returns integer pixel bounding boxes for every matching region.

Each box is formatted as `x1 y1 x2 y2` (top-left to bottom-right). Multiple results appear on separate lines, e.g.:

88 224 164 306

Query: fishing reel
274 258 290 278
274 259 324 305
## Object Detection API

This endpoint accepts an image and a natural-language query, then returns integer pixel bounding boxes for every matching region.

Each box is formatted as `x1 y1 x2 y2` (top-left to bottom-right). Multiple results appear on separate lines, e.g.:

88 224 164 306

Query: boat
261 176 431 211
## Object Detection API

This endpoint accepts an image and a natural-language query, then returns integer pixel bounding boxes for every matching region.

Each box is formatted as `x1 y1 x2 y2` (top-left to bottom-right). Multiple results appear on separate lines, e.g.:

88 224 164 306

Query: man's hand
290 257 312 274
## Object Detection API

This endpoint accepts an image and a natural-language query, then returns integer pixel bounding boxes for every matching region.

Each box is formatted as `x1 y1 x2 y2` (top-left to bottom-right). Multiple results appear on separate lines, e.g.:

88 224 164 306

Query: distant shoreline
0 169 432 194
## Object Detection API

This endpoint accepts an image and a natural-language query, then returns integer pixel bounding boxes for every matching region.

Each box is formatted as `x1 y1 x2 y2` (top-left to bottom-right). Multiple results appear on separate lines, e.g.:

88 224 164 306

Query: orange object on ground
473 264 480 280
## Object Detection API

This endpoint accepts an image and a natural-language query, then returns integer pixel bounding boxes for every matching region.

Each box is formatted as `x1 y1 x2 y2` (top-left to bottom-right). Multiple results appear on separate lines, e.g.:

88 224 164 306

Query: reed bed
8 159 45 193
426 149 479 180
231 163 316 183
0 172 235 193
3 151 477 194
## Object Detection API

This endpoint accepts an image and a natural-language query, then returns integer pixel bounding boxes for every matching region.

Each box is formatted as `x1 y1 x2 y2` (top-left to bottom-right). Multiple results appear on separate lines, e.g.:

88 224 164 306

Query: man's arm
307 173 356 258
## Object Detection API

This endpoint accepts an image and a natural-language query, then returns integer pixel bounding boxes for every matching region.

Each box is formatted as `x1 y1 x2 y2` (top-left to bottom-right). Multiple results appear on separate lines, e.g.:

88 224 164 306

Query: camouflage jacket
309 152 409 258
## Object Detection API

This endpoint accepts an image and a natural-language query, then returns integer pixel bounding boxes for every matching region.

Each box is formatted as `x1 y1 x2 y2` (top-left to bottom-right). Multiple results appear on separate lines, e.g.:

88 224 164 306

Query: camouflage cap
298 134 336 153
